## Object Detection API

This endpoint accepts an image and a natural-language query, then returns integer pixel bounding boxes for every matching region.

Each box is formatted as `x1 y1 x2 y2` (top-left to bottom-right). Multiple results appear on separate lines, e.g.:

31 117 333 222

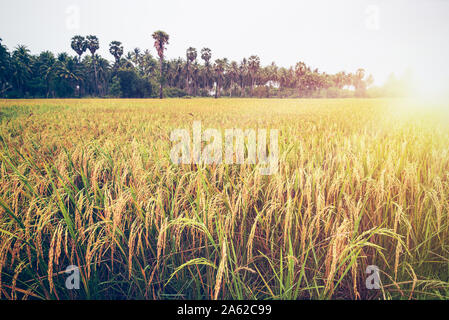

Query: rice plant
0 98 448 300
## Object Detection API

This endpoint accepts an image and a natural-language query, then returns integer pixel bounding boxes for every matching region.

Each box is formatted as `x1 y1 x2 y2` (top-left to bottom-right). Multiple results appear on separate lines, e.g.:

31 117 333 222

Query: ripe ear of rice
0 98 448 300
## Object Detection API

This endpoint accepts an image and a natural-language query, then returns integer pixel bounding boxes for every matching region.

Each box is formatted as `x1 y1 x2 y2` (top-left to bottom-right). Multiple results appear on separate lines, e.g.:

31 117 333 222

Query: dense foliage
0 34 377 99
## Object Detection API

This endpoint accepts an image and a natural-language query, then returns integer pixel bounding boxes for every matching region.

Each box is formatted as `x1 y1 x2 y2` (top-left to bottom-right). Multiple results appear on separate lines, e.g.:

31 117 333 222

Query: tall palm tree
12 45 32 96
109 41 124 68
354 68 366 96
0 38 12 96
186 47 197 95
140 50 157 77
131 48 142 67
152 30 169 99
70 36 87 96
55 54 83 96
239 58 248 96
94 55 110 96
201 48 212 91
248 55 260 96
214 58 227 98
228 61 239 96
70 35 87 62
37 51 56 97
191 61 200 96
86 35 100 95
295 61 307 96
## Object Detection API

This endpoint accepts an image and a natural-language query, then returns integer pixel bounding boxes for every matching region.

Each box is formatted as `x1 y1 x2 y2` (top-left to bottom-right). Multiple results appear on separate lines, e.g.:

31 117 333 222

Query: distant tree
201 47 212 91
54 53 82 97
0 38 12 96
139 50 158 77
354 68 366 97
214 58 227 98
0 34 377 99
191 61 200 96
109 41 124 67
186 47 197 95
35 51 56 97
239 58 248 96
228 61 239 96
12 45 33 96
152 30 169 99
86 35 100 95
131 47 142 67
295 61 307 96
70 35 87 62
248 55 260 96
93 54 110 96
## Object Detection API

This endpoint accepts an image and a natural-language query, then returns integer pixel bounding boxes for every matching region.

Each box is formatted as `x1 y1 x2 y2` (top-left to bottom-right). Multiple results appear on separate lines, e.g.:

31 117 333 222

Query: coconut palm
201 48 212 90
94 54 110 96
228 61 239 96
131 48 142 67
55 53 83 96
152 30 169 99
139 50 157 77
12 45 32 96
353 68 366 96
186 47 197 95
295 61 308 96
239 58 248 96
248 55 260 96
214 58 227 98
36 51 56 97
0 38 12 95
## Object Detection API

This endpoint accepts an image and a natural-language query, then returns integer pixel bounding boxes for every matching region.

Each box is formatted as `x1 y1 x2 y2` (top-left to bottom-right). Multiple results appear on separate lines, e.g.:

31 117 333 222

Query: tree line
0 31 375 99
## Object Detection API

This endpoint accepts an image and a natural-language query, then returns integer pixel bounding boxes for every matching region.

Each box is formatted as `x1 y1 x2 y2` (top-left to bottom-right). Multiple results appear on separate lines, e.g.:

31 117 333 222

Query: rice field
0 98 448 300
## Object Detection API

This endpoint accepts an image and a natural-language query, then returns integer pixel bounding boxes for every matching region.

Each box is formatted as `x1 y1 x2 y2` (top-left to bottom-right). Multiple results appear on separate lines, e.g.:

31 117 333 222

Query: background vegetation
0 33 410 99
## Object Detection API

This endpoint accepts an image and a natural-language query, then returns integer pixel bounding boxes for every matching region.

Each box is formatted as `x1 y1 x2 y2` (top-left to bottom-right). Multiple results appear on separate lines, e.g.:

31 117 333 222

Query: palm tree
295 61 307 96
36 51 56 97
239 58 248 96
266 62 279 97
86 35 100 95
201 48 212 91
152 30 169 99
70 35 87 62
94 55 110 96
354 68 366 97
70 36 87 96
139 50 157 77
109 41 124 67
214 58 227 98
55 54 83 96
248 55 260 96
0 38 12 96
228 61 239 96
131 47 142 67
12 45 32 96
186 47 197 95
191 61 200 96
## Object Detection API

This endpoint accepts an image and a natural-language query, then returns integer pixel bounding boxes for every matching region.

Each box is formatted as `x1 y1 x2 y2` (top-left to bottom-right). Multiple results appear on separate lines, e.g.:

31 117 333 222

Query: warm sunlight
412 68 449 100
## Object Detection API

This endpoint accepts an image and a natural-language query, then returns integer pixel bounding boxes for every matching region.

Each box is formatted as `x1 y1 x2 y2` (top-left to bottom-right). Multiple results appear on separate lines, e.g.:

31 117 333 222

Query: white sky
1 0 449 88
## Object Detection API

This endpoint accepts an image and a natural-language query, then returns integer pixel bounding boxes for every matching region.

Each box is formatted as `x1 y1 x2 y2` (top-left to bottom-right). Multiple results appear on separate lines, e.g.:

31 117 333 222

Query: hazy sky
1 0 449 89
